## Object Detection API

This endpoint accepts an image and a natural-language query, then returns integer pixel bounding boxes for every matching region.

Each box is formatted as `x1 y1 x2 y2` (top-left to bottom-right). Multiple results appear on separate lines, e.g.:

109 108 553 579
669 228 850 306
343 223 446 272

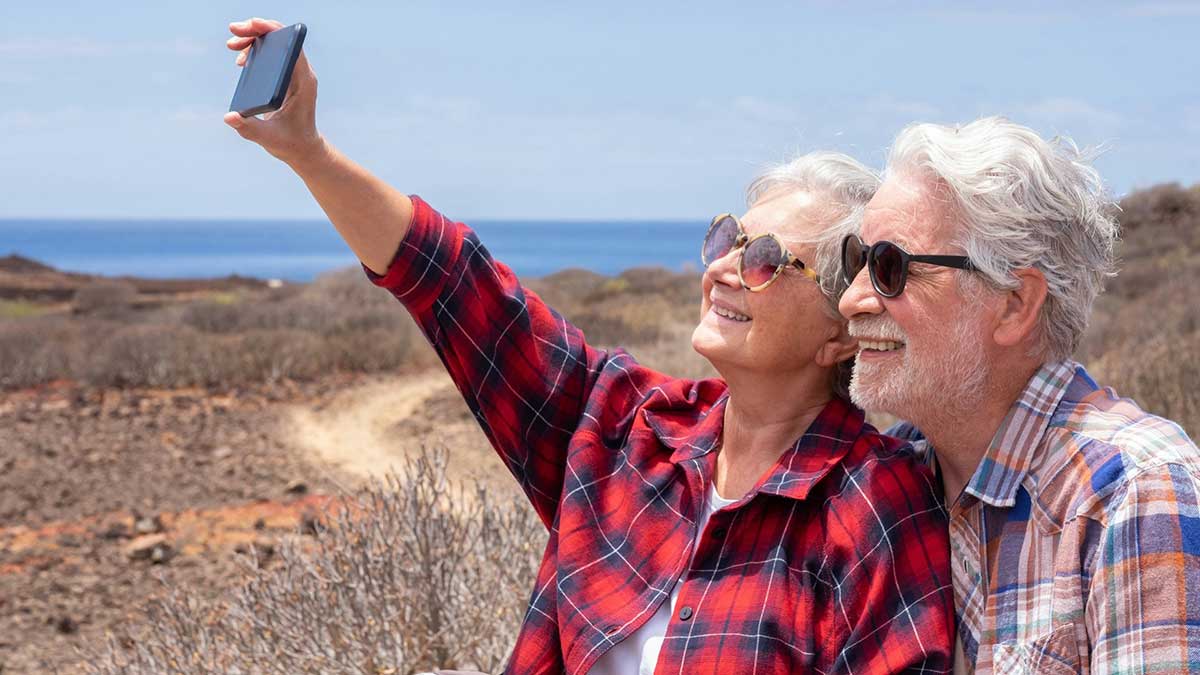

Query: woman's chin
691 323 740 362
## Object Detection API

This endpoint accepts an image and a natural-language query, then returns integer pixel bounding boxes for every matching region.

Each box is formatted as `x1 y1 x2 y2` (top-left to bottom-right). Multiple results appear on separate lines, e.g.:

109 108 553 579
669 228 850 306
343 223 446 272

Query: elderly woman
224 18 953 673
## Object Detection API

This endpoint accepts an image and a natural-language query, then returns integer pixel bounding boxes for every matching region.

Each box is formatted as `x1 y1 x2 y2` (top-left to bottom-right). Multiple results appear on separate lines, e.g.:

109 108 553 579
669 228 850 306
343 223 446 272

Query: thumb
223 111 268 142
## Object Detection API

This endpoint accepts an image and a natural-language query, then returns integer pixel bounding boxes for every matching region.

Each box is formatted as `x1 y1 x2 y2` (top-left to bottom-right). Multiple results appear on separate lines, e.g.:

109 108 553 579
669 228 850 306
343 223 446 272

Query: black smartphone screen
229 23 307 117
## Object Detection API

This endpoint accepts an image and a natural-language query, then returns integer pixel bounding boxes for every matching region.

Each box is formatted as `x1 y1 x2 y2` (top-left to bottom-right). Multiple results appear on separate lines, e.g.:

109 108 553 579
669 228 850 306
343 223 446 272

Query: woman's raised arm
223 17 412 275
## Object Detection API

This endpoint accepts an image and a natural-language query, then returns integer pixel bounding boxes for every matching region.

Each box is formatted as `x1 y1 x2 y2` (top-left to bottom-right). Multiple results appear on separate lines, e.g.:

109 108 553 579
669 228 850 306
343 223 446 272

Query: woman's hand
223 17 325 168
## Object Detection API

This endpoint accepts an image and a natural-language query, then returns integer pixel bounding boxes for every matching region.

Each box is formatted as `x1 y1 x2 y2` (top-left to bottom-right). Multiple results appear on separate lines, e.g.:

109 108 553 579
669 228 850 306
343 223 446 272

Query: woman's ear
993 267 1048 348
815 322 858 368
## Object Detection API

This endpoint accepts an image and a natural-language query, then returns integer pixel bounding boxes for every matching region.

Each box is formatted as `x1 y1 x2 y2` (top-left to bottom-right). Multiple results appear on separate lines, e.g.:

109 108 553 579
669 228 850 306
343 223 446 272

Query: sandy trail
282 371 513 493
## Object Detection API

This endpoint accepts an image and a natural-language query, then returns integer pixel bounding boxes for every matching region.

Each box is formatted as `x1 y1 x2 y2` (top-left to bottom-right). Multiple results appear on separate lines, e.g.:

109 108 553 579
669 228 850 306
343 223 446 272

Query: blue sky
2 1 1198 219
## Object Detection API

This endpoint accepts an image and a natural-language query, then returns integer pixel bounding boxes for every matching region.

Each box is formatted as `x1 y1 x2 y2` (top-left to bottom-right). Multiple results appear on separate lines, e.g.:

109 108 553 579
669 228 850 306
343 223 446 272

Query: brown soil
0 370 511 674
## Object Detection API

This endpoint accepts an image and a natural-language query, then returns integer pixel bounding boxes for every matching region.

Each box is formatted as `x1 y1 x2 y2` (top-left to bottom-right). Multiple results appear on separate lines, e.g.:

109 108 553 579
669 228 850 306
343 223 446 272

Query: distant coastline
0 217 704 282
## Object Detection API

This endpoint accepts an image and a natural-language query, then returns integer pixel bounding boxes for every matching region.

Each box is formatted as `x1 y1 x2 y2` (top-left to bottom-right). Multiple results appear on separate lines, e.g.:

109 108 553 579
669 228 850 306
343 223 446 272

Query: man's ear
815 322 859 368
993 267 1048 348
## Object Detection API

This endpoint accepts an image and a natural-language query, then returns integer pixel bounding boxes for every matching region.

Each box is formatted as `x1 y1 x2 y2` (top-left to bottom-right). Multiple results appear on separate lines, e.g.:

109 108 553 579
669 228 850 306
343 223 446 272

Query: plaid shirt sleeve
363 197 659 527
1087 460 1200 673
822 447 955 673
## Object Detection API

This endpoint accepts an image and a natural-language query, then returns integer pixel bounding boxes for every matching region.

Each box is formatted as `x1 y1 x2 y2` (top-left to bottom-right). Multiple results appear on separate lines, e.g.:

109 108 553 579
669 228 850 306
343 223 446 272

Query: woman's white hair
746 151 881 313
745 151 881 401
885 116 1119 360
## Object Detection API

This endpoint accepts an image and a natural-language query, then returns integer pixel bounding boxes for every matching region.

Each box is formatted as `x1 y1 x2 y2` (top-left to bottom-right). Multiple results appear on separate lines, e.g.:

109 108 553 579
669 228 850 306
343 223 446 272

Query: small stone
134 516 161 535
149 544 173 565
212 446 234 460
284 479 308 495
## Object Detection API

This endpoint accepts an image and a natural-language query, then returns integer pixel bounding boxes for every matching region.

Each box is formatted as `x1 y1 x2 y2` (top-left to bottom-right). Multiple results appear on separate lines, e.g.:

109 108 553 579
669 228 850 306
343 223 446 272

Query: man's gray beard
849 315 989 425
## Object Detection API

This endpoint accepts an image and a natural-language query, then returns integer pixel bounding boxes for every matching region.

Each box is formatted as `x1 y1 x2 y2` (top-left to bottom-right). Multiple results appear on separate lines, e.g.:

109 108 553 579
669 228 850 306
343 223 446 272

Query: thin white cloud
170 106 225 124
404 94 483 122
863 95 941 121
914 7 1073 23
1123 2 1200 17
730 96 796 125
0 107 87 131
1183 105 1200 135
0 37 207 57
1012 97 1123 136
0 70 34 85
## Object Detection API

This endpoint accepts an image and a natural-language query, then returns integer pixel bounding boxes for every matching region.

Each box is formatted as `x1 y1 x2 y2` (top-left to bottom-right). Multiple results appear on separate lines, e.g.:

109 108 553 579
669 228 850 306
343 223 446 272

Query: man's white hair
885 116 1119 360
746 151 881 312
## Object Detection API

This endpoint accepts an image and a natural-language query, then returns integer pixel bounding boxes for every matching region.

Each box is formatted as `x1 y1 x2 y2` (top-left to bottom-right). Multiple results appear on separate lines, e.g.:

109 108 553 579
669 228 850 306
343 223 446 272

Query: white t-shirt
588 481 738 675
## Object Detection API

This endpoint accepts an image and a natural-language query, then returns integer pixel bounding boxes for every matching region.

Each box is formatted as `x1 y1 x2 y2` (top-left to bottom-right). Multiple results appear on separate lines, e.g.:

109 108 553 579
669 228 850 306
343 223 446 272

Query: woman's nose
705 247 742 288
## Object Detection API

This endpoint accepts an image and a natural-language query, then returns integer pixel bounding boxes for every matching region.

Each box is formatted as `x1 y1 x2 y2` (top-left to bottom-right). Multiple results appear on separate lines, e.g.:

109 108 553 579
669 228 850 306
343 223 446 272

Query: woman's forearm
288 139 413 276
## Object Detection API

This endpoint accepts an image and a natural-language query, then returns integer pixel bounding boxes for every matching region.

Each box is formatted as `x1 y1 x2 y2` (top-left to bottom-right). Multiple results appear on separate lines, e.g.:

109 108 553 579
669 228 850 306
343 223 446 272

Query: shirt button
678 606 693 621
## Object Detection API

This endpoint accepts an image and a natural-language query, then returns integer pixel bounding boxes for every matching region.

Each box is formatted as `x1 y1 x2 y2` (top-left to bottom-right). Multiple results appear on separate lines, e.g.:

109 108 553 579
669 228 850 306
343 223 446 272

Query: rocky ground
0 371 505 674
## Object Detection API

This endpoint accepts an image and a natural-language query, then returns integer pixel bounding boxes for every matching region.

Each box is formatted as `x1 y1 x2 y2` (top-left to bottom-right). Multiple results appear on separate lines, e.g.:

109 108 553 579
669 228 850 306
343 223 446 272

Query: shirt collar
963 360 1079 507
643 392 862 502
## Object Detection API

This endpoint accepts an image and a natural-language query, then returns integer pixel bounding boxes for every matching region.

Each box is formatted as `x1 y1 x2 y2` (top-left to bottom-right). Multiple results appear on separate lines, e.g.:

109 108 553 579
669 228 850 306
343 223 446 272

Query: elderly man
839 116 1200 673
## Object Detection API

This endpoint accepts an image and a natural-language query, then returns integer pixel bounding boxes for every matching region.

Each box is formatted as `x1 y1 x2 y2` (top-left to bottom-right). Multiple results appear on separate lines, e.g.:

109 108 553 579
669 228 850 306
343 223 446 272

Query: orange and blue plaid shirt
893 360 1200 673
365 197 954 674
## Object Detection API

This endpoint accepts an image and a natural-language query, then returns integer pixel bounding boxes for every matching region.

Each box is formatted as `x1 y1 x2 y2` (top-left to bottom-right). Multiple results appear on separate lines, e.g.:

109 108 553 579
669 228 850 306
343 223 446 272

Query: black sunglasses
840 234 975 298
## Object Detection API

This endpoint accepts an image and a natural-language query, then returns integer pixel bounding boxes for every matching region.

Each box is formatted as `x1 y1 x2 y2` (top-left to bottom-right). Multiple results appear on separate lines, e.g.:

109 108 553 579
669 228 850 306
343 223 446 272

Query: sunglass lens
841 235 866 284
702 216 739 265
741 236 785 288
872 241 906 296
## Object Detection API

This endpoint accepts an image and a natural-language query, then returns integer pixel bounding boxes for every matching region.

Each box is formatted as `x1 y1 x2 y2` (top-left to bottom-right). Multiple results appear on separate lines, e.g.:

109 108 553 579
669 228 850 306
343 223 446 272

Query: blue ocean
0 217 706 282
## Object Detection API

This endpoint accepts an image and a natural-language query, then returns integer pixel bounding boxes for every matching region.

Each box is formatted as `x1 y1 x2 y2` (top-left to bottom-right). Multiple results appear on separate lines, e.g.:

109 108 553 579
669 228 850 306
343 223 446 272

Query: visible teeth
860 340 904 352
713 306 751 322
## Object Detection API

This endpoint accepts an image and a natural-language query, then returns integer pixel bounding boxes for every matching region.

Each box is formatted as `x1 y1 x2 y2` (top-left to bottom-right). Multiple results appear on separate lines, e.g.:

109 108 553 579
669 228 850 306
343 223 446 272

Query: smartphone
229 23 307 118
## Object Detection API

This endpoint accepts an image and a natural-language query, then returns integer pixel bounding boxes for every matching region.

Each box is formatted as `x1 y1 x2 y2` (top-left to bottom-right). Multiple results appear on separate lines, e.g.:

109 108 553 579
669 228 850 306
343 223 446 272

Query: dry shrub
1107 183 1200 300
1090 334 1200 438
84 323 209 388
73 280 138 317
630 323 717 381
181 301 243 334
0 316 86 388
82 446 545 675
233 329 332 384
573 295 678 346
1076 182 1200 436
323 327 419 373
1083 275 1200 436
528 267 701 348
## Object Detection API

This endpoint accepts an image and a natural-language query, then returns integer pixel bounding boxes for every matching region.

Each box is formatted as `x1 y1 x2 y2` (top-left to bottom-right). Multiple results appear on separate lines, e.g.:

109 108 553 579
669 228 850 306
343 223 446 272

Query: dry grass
0 264 704 391
1078 182 1200 436
81 446 545 675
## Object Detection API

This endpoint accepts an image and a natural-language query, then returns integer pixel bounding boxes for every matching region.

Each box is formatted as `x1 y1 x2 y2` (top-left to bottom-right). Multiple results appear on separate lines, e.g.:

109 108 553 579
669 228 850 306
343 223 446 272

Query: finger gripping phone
229 23 307 117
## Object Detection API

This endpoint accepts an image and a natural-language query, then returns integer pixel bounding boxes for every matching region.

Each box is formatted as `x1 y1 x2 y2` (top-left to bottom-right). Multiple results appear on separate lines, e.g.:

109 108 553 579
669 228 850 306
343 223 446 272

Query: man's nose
838 267 884 320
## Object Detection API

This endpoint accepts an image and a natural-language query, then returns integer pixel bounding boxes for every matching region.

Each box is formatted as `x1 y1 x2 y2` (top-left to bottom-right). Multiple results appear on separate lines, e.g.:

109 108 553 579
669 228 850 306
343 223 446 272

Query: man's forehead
862 175 953 247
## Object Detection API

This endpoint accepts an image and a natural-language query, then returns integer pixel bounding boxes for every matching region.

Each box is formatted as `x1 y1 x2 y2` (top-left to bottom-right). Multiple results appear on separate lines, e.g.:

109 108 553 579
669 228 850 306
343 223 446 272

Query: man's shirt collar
963 360 1079 508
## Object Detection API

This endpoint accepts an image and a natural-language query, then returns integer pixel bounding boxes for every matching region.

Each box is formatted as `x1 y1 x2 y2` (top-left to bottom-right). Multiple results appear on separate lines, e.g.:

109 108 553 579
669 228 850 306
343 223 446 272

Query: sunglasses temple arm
909 254 975 270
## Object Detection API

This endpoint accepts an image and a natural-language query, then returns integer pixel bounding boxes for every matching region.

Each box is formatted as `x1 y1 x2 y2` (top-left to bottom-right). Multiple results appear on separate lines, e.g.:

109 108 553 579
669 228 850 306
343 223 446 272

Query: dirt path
281 371 515 494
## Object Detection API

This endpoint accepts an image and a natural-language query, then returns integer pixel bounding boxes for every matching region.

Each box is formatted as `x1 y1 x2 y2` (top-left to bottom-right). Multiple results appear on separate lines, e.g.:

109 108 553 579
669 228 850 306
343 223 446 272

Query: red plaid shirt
364 197 954 674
